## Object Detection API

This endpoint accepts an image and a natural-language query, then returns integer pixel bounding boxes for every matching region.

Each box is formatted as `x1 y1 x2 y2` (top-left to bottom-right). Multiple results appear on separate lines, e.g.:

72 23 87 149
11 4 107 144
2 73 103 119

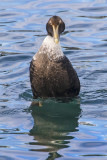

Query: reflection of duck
30 16 80 98
29 99 81 159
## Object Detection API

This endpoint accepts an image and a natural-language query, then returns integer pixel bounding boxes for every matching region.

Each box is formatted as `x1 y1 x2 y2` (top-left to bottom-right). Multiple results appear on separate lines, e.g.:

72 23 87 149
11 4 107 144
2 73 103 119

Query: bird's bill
52 25 59 44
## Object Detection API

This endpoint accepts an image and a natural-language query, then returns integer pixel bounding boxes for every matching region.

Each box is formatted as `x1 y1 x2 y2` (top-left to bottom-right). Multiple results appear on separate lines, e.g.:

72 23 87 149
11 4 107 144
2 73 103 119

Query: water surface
0 0 107 159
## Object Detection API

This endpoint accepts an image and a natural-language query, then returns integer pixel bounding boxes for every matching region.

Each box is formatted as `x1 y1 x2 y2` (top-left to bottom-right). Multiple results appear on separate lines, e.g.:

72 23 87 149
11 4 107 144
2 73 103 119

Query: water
0 0 107 159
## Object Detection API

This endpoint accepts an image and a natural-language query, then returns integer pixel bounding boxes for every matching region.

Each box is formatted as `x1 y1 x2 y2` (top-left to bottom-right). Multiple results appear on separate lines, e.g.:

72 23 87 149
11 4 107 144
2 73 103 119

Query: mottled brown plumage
30 16 80 98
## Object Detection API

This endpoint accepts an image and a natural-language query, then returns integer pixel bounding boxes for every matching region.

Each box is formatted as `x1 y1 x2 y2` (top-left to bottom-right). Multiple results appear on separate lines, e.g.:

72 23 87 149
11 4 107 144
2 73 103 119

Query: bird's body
30 16 80 98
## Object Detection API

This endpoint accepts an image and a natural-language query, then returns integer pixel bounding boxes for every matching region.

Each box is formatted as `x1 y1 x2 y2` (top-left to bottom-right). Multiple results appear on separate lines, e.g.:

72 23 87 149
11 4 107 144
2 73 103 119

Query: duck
30 16 80 98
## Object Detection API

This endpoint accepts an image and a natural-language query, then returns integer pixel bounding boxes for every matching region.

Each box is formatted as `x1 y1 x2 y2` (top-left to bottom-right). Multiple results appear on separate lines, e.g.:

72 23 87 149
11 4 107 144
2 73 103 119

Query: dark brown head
46 16 65 44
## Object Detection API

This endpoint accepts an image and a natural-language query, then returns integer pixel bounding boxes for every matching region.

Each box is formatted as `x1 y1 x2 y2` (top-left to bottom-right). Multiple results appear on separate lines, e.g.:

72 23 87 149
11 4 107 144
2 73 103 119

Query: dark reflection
20 43 35 47
0 13 16 17
29 98 81 159
63 46 82 50
78 15 107 19
80 6 107 12
0 33 9 37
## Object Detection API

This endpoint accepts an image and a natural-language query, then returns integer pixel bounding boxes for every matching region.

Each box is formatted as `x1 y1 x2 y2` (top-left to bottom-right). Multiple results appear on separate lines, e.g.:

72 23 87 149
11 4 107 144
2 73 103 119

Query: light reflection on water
0 0 107 159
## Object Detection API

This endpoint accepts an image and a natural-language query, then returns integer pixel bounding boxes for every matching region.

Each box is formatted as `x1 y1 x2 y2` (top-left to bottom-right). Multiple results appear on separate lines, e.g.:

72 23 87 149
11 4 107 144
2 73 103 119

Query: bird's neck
34 35 64 60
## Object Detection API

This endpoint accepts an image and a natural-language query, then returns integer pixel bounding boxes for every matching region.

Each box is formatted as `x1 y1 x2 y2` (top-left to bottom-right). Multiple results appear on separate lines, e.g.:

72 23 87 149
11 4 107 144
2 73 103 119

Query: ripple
0 51 33 56
63 46 82 50
20 43 35 47
100 27 107 31
0 68 28 80
0 146 9 148
0 33 9 37
8 30 38 32
19 89 33 101
71 23 93 29
0 54 31 63
12 36 26 39
93 43 107 48
81 142 107 148
0 21 16 24
0 13 17 17
0 129 28 135
80 6 107 12
0 156 14 160
79 15 107 19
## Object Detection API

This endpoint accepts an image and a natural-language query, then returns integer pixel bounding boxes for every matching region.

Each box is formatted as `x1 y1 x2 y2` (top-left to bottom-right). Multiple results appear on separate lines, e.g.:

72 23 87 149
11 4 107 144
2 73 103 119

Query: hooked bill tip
54 38 59 44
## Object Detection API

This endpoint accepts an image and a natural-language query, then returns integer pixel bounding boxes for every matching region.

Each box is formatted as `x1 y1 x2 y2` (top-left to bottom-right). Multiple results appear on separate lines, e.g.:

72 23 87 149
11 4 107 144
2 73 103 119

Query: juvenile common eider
30 16 80 98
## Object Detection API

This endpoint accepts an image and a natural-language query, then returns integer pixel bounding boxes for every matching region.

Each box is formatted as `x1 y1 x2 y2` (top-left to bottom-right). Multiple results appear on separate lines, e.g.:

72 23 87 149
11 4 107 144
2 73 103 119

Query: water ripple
80 6 107 12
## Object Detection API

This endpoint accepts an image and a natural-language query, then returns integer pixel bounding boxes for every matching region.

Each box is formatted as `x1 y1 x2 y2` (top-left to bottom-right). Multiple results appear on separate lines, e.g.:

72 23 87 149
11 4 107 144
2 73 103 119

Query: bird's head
46 16 65 44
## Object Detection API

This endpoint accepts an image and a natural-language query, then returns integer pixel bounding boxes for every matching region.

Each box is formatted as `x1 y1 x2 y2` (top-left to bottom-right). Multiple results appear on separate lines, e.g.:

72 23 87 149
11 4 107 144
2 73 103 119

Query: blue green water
0 0 107 159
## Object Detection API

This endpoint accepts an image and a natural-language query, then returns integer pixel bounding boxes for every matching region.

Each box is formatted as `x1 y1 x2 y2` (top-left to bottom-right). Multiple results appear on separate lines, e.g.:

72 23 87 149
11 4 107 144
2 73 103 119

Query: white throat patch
33 35 64 60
